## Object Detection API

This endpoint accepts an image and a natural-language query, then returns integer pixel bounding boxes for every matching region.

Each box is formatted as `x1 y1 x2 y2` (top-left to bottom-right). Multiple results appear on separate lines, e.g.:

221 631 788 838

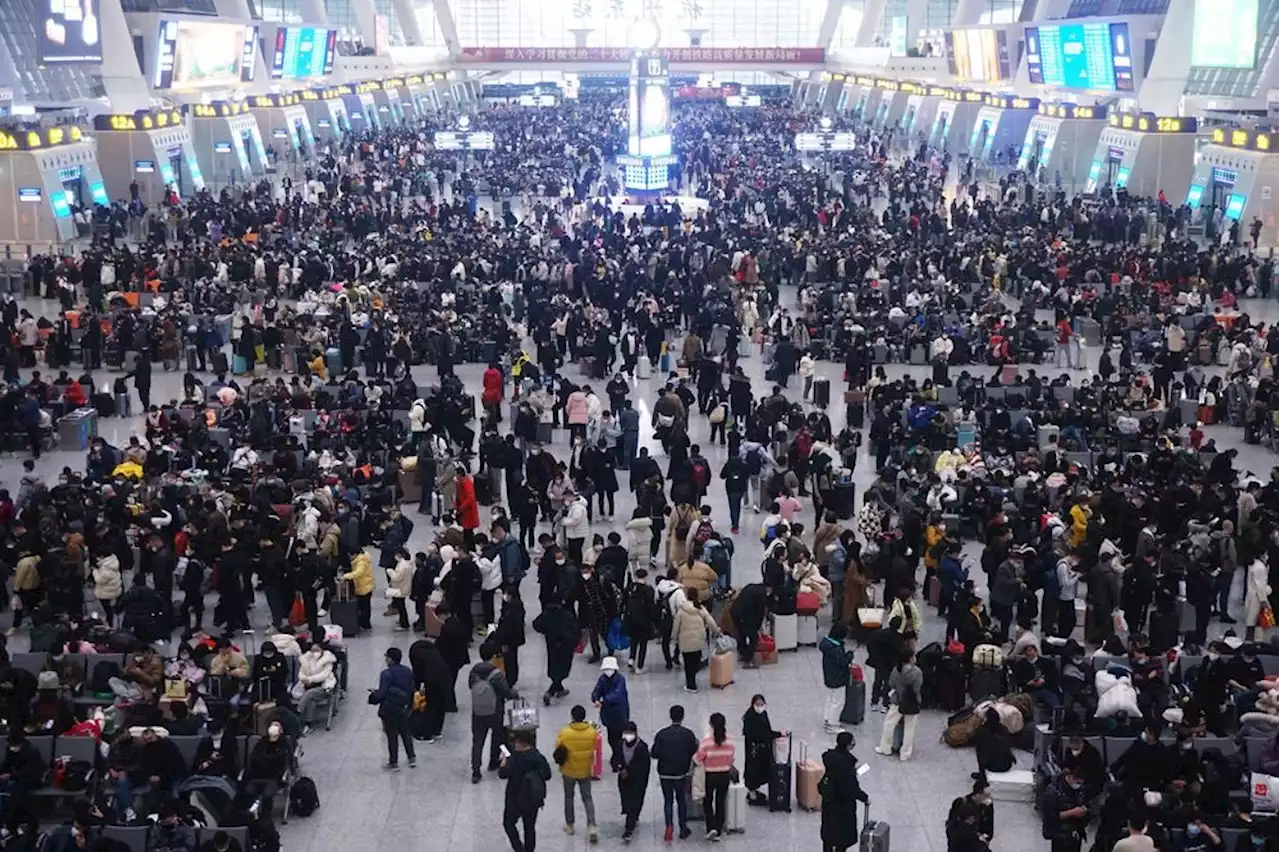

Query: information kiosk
187 101 269 188
93 109 204 205
1019 103 1108 192
0 125 104 246
1084 112 1197 199
1187 128 1279 247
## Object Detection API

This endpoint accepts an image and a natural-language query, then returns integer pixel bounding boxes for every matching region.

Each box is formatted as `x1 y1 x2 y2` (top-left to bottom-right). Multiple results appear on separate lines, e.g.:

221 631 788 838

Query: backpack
744 448 764 476
289 776 320 817
706 539 731 578
691 460 710 489
765 471 786 500
674 508 693 540
90 660 121 694
521 768 547 809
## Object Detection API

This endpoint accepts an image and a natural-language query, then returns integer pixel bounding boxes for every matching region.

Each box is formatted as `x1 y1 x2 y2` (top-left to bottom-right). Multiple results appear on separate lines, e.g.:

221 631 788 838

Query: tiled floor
7 293 1274 852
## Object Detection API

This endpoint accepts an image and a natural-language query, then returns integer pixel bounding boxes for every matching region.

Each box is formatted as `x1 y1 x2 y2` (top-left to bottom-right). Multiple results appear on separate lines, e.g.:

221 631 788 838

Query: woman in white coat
625 510 652 569
92 553 123 626
475 535 503 631
296 642 338 733
386 548 414 632
1244 556 1273 639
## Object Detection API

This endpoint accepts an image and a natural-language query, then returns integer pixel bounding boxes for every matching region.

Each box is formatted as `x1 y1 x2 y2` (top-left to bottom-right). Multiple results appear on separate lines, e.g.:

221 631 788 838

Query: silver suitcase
860 804 890 852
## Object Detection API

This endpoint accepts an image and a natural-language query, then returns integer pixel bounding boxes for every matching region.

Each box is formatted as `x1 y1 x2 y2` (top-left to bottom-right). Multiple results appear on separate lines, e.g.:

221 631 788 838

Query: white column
300 0 329 23
952 0 982 27
905 0 926 51
569 28 594 48
1137 0 1193 115
815 0 845 50
97 0 150 112
214 0 252 18
392 0 425 43
855 0 887 47
432 0 462 58
351 0 378 45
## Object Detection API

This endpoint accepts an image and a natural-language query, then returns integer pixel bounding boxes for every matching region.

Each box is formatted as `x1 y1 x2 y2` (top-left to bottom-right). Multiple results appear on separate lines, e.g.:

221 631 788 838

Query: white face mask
622 733 637 743
753 704 766 714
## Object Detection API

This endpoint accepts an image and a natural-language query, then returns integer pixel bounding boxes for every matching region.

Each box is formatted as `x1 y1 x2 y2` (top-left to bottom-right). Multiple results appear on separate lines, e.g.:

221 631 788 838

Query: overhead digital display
38 0 102 64
628 54 671 158
155 20 256 89
949 28 1009 82
271 27 336 80
1032 22 1132 91
1224 193 1247 220
1192 0 1258 68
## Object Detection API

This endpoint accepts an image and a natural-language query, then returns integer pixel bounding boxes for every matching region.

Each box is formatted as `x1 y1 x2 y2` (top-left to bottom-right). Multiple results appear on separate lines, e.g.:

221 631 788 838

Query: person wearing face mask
615 721 651 843
1041 766 1091 852
741 694 783 806
945 798 990 852
244 722 290 809
819 730 869 852
573 565 616 665
591 657 630 766
1177 813 1222 852
1227 642 1268 716
492 584 526 688
1190 641 1232 735
1112 724 1173 798
1110 813 1156 852
1059 733 1105 798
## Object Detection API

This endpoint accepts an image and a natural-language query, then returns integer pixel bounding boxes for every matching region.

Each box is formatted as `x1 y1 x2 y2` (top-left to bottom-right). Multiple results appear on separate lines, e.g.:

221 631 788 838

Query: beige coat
677 560 719 603
666 504 700 566
671 600 719 653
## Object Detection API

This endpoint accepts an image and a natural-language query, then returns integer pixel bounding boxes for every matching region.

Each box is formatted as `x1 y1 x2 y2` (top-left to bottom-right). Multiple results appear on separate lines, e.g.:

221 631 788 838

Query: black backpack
289 776 320 817
90 660 121 694
521 769 547 810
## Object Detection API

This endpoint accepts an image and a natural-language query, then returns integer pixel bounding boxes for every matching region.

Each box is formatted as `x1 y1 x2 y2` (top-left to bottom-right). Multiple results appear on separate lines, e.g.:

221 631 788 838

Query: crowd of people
0 87 1274 852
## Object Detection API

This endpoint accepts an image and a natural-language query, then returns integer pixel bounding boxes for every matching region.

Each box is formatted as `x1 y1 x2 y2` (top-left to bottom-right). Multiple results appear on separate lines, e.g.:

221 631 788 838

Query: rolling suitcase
233 354 248 375
1001 363 1018 385
636 355 651 379
212 352 229 374
771 613 798 652
325 347 342 375
797 614 819 646
841 678 866 725
686 774 704 822
768 734 792 813
812 378 830 408
795 741 825 811
968 666 1006 701
329 581 361 637
860 804 890 852
725 782 747 833
537 422 553 444
474 475 493 505
846 402 865 428
709 651 735 688
932 359 948 385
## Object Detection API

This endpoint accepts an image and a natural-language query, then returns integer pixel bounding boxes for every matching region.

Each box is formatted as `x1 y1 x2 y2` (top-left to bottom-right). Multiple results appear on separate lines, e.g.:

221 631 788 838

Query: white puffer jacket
298 648 337 691
92 554 123 601
477 554 502 592
386 557 413 599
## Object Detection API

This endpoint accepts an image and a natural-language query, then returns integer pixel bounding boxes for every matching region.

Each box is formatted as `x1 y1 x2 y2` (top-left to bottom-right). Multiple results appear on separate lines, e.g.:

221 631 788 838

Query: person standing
693 712 737 842
820 731 870 852
616 721 651 843
369 647 416 770
741 694 782 806
590 657 630 766
469 657 519 783
552 704 600 841
532 595 577 704
819 623 856 734
875 649 923 761
671 593 719 692
499 729 552 852
652 704 699 841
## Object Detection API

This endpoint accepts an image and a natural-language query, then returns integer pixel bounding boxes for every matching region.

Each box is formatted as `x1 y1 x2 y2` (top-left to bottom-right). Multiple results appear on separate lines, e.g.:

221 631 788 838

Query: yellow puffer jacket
343 551 375 596
14 556 40 591
554 721 599 780
1069 504 1091 550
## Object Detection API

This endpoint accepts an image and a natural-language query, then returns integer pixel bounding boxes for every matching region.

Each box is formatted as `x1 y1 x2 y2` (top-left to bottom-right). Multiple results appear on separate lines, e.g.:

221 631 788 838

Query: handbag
288 595 307 627
606 617 630 651
691 761 707 800
163 678 189 700
1259 603 1276 630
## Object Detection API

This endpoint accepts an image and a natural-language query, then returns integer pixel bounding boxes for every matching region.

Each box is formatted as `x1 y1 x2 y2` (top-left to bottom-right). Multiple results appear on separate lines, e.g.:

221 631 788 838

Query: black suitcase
92 393 116 417
846 402 864 428
813 378 830 408
768 734 792 812
969 666 1006 701
212 352 229 374
329 582 361 637
932 655 967 711
841 679 866 725
475 475 493 506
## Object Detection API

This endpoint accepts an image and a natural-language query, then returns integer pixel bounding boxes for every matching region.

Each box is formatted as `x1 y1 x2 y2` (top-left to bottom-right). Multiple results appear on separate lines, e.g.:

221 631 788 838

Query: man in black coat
434 604 471 713
729 583 770 667
820 731 869 852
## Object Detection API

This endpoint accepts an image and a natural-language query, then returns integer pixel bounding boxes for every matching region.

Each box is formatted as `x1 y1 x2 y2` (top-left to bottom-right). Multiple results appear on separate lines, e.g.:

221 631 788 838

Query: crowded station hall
0 0 1277 850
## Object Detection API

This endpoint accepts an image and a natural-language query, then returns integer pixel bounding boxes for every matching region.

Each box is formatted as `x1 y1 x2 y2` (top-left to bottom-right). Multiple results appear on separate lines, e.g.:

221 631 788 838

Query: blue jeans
1233 688 1260 715
660 777 689 831
114 775 149 820
1029 687 1063 711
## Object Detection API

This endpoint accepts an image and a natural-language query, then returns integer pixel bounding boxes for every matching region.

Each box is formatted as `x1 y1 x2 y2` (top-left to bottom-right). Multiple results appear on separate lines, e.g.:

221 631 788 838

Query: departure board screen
1032 22 1130 91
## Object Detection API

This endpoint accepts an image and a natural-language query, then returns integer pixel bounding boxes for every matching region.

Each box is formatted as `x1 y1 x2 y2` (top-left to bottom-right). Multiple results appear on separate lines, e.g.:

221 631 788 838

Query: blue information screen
1032 22 1128 90
1225 194 1246 220
272 27 330 79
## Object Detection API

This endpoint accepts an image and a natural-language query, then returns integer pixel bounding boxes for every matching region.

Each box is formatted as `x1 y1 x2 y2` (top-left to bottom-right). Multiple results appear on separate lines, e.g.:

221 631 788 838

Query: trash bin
59 408 99 450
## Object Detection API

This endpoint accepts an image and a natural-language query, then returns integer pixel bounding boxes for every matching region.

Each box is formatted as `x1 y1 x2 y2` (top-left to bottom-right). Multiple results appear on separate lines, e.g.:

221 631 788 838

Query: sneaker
5 627 18 637
706 830 719 841
564 825 575 836
664 826 674 843
627 659 635 670
301 724 312 737
899 753 910 762
679 828 692 840
731 527 740 534
393 625 410 632
588 825 599 844
384 762 400 771
873 747 889 756
635 666 646 674
425 736 440 744
623 833 633 844
684 686 698 693
317 609 327 618
408 759 417 768
471 771 481 783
